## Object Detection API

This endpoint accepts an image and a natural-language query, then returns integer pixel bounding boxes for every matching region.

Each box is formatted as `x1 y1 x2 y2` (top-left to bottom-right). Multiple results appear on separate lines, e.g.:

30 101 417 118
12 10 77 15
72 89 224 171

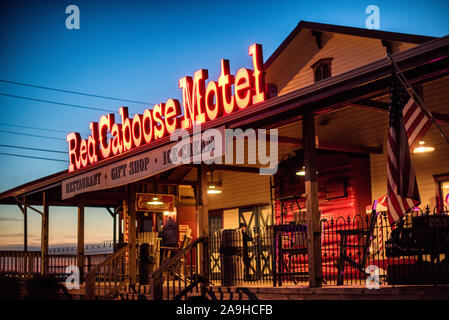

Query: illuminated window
433 173 449 212
209 210 223 233
441 181 449 206
311 58 333 82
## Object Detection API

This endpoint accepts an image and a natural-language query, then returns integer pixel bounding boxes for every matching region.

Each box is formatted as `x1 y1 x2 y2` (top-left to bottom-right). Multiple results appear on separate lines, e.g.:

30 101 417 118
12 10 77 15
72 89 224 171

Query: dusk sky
0 0 448 249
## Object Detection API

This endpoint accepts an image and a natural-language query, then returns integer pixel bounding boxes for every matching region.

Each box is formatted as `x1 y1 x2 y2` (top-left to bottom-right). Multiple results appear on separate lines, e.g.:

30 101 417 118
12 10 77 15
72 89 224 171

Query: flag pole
387 54 449 146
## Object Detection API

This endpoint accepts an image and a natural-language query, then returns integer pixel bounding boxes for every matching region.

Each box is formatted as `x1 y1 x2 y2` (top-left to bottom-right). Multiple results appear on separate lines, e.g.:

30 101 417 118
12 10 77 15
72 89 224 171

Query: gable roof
264 21 437 69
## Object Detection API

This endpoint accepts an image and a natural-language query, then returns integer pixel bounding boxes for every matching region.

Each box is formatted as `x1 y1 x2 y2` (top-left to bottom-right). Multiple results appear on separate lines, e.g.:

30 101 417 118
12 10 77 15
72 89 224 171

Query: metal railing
207 205 449 287
209 227 274 286
150 237 206 300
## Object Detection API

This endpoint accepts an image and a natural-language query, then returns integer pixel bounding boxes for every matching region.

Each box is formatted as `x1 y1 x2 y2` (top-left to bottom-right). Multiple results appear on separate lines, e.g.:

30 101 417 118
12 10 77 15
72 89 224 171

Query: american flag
386 75 432 225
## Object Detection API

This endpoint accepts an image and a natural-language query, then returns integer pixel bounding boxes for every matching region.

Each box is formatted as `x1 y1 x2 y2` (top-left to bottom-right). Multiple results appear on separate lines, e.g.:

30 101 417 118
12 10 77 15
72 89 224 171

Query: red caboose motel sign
66 44 266 172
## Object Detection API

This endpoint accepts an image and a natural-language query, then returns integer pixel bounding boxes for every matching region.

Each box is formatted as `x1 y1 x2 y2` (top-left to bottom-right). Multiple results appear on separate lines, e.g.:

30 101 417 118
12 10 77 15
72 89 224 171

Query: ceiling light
207 185 222 194
147 197 163 205
413 141 435 153
207 170 222 195
296 166 305 176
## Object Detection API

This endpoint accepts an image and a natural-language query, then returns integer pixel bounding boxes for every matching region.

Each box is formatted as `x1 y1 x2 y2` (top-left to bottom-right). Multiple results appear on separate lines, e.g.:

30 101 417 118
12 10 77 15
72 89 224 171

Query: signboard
62 126 224 199
66 44 266 173
136 193 174 212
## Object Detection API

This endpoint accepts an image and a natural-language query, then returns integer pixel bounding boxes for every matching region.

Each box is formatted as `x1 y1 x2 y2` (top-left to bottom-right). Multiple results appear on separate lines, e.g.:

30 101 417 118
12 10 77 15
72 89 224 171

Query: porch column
41 192 49 275
23 205 28 252
113 208 117 248
128 184 137 285
303 112 323 287
77 202 85 280
197 165 209 285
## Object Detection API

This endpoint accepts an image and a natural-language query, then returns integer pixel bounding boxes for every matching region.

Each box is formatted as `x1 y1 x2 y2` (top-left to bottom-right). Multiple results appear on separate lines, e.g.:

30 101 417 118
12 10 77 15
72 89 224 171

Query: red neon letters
66 44 266 172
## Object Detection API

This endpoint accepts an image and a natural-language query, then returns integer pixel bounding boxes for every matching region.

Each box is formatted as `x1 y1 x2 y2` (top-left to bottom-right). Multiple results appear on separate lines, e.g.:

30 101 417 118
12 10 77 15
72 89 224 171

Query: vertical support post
197 165 209 289
113 208 117 248
77 202 85 280
41 192 49 275
303 111 322 287
128 184 137 285
24 205 28 252
22 203 28 274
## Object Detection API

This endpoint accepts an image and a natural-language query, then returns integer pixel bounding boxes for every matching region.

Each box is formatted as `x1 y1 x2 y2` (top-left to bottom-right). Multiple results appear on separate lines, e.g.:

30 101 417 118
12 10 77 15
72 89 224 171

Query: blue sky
0 0 448 248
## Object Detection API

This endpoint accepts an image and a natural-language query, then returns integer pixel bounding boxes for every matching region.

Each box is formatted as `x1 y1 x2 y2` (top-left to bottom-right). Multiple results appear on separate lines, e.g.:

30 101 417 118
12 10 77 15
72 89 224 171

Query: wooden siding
222 208 239 229
265 31 419 96
207 170 271 211
182 167 271 211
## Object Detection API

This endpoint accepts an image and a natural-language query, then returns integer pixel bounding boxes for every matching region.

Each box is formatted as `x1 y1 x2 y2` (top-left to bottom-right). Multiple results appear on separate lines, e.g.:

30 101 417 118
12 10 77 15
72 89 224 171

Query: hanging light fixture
413 141 435 154
296 166 306 176
295 166 318 176
147 196 164 205
207 171 222 194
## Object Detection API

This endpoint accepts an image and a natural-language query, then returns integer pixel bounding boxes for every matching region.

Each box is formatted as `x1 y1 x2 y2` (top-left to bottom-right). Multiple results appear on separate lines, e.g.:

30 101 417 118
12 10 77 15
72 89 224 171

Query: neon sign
66 44 266 172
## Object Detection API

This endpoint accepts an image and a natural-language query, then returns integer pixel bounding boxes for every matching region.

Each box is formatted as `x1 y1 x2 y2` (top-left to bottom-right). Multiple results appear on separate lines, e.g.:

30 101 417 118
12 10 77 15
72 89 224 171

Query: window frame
311 58 333 82
433 173 449 213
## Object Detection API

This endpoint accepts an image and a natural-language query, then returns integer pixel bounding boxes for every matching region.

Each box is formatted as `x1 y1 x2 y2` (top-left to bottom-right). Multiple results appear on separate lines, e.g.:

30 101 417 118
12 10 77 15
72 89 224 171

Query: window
433 173 449 212
311 58 333 82
209 210 223 233
441 181 449 206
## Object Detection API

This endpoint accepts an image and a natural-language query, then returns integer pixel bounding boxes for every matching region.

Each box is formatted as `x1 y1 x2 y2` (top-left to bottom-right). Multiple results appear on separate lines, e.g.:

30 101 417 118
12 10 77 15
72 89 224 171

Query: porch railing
0 251 110 279
0 251 41 277
208 207 449 287
150 237 206 300
85 244 133 300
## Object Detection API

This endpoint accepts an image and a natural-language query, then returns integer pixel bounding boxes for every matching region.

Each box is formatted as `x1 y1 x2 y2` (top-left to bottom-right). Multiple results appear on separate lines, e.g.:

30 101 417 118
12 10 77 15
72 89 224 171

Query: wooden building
1 21 448 299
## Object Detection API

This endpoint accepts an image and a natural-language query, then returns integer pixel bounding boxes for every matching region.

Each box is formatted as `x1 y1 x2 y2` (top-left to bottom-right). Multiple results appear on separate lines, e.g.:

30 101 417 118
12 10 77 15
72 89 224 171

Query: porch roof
0 34 448 206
